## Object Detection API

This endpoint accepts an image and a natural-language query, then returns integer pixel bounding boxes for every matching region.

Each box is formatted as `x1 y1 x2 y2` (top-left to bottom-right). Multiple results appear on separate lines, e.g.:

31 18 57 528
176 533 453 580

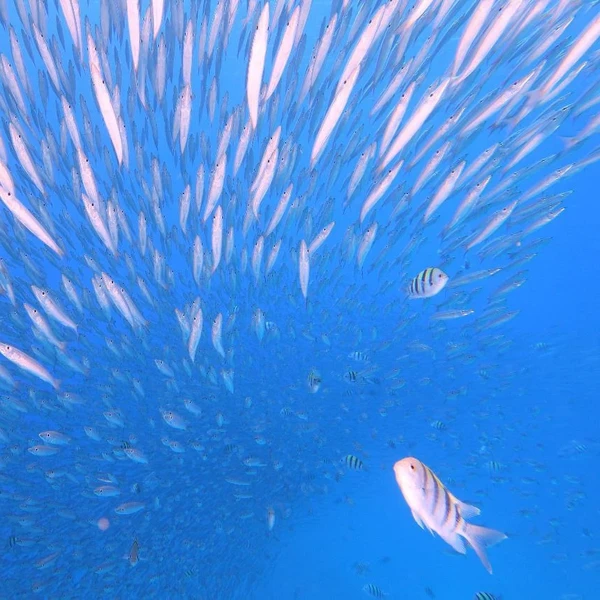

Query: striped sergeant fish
393 457 507 573
407 268 449 299
343 455 364 470
474 594 500 600
363 583 387 597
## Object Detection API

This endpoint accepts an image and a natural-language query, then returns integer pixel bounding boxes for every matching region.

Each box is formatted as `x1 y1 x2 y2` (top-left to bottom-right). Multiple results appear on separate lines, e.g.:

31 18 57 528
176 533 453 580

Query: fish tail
461 522 507 574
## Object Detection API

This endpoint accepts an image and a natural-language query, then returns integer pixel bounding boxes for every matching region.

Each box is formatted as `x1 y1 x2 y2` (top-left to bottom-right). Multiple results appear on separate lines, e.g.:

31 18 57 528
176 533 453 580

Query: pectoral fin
411 509 425 530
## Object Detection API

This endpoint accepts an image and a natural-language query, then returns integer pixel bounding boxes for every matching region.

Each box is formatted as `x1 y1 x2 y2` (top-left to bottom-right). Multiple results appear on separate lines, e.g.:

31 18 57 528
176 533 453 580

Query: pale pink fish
461 69 538 136
28 445 60 457
356 223 378 270
216 113 234 160
455 0 525 84
265 6 299 101
265 239 281 275
207 1 224 59
222 369 234 393
371 59 413 117
537 13 600 100
179 185 191 234
308 222 335 255
265 184 293 236
401 0 437 32
523 15 573 69
115 502 145 515
162 410 187 431
123 447 148 464
424 161 466 222
168 440 186 453
211 205 223 274
412 141 452 196
182 19 194 86
31 286 77 334
8 123 45 195
212 313 225 357
127 0 140 71
251 127 281 193
84 426 101 441
347 144 375 201
103 410 125 427
380 78 451 172
154 359 174 378
337 3 388 95
379 80 418 158
192 236 204 284
183 398 202 416
1 56 28 117
247 3 269 129
94 485 120 497
461 143 499 184
154 36 166 102
152 0 163 38
100 274 135 328
253 308 266 341
82 194 116 255
179 85 193 154
522 207 565 237
298 13 337 104
0 157 14 194
90 63 123 164
360 162 403 224
32 22 60 92
311 64 361 167
520 164 573 204
294 0 312 46
38 431 71 446
204 156 226 223
0 342 58 389
446 175 492 232
452 0 494 75
466 200 518 251
234 120 252 176
24 304 66 351
0 187 62 256
299 240 310 301
58 0 81 58
252 236 264 282
188 308 203 363
251 147 278 218
410 107 465 168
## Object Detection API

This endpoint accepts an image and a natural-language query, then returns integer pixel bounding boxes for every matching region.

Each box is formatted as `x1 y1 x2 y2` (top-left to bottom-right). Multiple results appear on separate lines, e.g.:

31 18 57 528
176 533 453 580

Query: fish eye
410 464 415 470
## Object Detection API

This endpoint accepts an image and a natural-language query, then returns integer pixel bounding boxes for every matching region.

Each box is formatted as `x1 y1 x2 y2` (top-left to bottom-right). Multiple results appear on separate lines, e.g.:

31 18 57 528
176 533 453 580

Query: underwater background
0 0 598 598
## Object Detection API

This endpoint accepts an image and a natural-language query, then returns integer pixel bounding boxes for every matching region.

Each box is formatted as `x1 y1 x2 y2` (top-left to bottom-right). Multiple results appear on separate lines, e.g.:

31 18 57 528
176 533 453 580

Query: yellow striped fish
393 457 506 573
407 267 449 299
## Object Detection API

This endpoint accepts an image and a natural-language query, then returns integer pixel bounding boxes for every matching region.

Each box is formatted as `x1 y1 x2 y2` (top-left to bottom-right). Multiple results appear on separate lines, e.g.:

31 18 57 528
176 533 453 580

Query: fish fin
461 522 507 574
454 497 481 519
411 509 425 530
440 530 466 555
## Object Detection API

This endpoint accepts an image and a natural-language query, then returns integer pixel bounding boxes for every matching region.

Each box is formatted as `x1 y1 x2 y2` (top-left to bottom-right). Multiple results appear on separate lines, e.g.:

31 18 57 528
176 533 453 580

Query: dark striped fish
363 583 386 598
407 267 449 299
343 454 364 470
474 593 500 600
393 457 507 573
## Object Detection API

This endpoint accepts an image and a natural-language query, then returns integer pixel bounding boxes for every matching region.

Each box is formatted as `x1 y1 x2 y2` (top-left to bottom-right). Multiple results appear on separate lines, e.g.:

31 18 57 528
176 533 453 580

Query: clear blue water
0 1 598 598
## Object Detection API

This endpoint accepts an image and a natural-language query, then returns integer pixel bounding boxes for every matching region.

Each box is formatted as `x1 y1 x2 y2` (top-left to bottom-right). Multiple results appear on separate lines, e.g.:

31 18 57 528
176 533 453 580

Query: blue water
0 0 598 598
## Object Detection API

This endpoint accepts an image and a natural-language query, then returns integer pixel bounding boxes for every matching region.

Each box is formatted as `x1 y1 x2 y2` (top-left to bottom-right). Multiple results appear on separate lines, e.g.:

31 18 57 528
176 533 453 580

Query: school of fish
0 0 598 597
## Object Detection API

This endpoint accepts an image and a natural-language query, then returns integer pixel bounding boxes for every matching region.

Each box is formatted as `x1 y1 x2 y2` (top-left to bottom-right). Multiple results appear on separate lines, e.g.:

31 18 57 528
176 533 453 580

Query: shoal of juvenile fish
0 0 598 597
